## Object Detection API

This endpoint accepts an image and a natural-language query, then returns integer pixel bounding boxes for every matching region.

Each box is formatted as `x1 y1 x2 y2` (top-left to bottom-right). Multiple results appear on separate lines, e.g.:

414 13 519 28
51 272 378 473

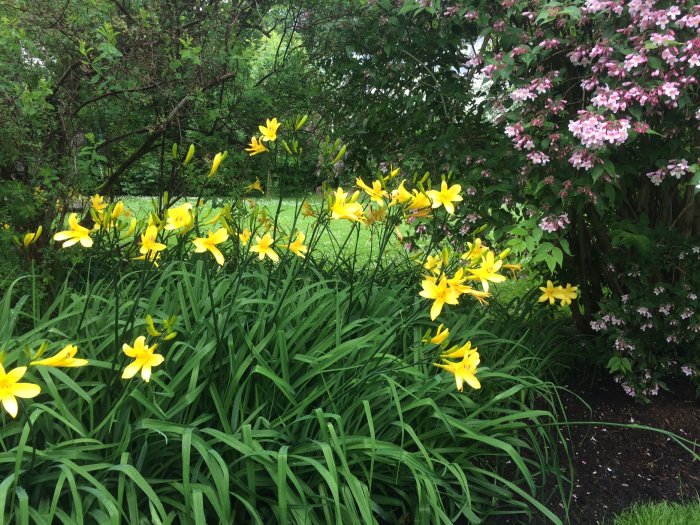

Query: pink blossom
527 151 550 165
667 158 689 178
660 81 681 99
646 168 666 185
624 53 647 70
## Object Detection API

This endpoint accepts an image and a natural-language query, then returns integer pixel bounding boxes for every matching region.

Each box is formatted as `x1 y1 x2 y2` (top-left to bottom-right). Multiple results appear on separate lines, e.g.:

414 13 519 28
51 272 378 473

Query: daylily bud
281 140 293 155
332 145 347 165
209 152 223 177
295 114 308 130
498 248 511 260
172 143 178 159
183 144 195 166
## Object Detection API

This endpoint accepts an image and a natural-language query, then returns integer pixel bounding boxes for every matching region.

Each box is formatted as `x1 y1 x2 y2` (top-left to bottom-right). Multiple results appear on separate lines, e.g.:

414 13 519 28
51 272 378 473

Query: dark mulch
544 377 700 524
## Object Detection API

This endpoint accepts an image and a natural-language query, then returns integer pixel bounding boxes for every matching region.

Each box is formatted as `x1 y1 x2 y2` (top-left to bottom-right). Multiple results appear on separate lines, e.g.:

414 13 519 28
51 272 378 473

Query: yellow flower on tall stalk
139 225 167 255
0 364 41 418
538 280 562 305
330 188 365 223
390 180 413 205
31 344 88 368
23 225 42 247
419 275 460 320
356 177 388 206
164 203 193 232
461 238 486 262
426 181 463 214
122 336 164 383
91 194 107 214
259 118 281 142
239 228 252 244
192 228 229 266
467 250 506 292
423 254 442 274
245 177 265 193
408 190 432 211
288 232 308 257
428 324 450 345
558 283 578 306
503 263 522 278
250 232 279 262
134 251 161 267
301 200 316 218
245 137 269 156
434 342 481 391
53 213 94 248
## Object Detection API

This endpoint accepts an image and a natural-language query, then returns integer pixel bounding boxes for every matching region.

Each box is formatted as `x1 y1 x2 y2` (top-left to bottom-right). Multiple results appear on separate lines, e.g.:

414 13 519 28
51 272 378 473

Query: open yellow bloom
23 225 42 247
408 190 432 211
53 213 94 248
467 251 506 292
245 137 269 156
558 283 578 306
434 343 481 391
139 225 167 255
122 336 164 383
165 203 193 232
419 275 460 320
330 188 365 223
423 254 442 274
426 181 463 214
538 280 562 305
0 364 41 418
239 227 252 244
356 177 388 206
288 232 308 257
503 263 522 278
259 118 281 142
462 238 486 262
193 228 229 266
245 177 265 193
250 232 279 262
91 194 107 214
31 344 88 368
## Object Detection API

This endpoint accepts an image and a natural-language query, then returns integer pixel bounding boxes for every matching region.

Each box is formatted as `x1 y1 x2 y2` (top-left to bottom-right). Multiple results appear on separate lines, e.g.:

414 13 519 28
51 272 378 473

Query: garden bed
551 379 700 524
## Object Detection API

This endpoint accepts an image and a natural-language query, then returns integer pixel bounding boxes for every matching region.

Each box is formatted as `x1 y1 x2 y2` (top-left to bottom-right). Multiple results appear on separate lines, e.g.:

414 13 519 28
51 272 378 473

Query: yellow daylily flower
330 188 365 223
259 118 281 142
288 232 308 257
419 275 460 320
239 227 252 244
356 177 388 206
538 280 562 305
134 251 161 267
209 152 224 177
122 336 164 383
31 344 88 368
390 180 413 205
503 263 522 278
139 225 167 255
426 181 463 214
164 203 193 232
408 190 432 211
245 136 269 156
388 165 400 179
91 194 107 213
423 254 442 274
192 228 229 266
434 344 481 391
462 238 486 262
301 200 316 218
23 225 42 247
0 364 41 418
558 283 578 306
467 251 506 292
429 324 450 345
250 232 279 262
53 213 94 248
441 340 476 360
245 177 265 193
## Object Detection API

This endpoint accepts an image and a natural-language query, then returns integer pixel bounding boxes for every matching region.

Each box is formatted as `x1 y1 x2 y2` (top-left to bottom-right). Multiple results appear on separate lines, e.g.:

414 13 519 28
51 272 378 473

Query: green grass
612 500 700 525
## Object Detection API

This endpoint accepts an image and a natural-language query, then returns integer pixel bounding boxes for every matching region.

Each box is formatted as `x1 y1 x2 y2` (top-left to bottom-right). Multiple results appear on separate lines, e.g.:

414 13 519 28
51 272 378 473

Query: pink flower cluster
568 112 631 149
539 212 570 233
569 150 600 171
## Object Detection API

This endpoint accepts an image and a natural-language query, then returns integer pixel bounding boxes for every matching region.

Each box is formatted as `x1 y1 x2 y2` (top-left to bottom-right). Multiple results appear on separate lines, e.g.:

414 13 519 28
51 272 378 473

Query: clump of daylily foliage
2 115 584 418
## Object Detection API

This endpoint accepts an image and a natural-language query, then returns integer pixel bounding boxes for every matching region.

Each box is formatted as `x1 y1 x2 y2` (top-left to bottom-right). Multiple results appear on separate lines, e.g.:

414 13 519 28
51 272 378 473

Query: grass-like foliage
611 500 700 525
1 261 570 524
